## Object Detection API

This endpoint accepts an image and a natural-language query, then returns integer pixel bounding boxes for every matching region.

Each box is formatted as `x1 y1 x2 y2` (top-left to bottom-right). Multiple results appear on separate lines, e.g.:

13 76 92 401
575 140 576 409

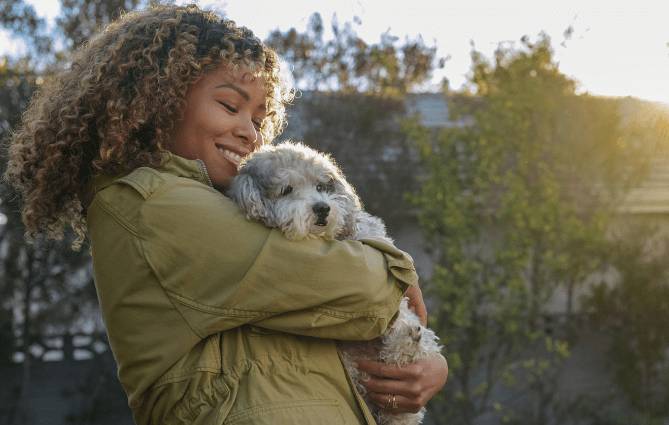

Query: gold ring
391 394 398 409
384 394 394 409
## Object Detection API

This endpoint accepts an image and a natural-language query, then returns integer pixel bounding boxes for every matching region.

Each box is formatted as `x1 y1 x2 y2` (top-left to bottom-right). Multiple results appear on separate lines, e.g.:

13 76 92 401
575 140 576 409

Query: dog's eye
281 185 293 196
317 180 336 193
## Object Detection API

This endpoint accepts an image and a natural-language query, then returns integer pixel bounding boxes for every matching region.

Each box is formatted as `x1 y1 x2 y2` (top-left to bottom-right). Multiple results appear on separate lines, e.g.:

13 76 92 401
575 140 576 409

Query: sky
2 0 668 104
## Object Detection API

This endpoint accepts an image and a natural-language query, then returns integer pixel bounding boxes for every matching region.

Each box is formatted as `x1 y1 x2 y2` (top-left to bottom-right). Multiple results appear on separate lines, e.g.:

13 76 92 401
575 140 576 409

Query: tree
407 34 647 424
267 13 444 225
266 12 445 95
57 0 144 50
0 1 52 55
586 224 669 424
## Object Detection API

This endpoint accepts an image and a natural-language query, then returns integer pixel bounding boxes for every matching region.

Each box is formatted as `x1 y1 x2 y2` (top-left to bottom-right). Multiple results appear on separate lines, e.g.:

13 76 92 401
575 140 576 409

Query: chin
214 177 234 191
209 165 237 190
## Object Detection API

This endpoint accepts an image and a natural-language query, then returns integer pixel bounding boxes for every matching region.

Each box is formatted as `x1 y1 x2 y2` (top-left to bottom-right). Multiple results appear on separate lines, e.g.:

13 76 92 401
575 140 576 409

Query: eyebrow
215 83 249 100
214 82 267 113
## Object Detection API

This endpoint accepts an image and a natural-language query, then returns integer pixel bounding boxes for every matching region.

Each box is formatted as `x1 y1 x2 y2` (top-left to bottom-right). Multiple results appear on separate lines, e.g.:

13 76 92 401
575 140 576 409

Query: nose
232 116 260 146
312 202 330 217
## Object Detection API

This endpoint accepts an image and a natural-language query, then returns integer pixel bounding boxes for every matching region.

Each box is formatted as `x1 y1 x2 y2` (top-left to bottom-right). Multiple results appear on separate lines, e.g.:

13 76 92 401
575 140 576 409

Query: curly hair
4 4 294 248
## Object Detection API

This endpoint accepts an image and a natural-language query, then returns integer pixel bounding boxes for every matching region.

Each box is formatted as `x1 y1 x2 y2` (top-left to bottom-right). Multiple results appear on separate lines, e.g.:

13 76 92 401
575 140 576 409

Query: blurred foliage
408 33 663 425
57 0 144 50
0 54 41 369
0 58 37 159
266 12 446 95
0 1 51 55
586 223 669 421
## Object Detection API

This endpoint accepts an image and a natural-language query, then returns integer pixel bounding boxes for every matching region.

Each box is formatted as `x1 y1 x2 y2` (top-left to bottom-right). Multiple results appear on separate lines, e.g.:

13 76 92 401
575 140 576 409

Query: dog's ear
334 175 362 240
227 173 274 226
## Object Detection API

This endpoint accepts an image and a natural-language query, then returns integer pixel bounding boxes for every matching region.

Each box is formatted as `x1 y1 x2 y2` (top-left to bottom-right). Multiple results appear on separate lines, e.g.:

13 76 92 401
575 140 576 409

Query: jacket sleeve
125 181 418 341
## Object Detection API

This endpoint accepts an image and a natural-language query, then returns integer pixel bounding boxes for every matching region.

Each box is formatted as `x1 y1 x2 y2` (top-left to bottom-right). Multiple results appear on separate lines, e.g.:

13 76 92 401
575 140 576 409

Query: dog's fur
228 141 442 425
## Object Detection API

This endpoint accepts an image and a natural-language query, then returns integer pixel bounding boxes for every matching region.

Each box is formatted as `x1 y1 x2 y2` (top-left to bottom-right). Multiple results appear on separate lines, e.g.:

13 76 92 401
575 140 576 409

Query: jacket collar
155 151 213 187
89 152 213 199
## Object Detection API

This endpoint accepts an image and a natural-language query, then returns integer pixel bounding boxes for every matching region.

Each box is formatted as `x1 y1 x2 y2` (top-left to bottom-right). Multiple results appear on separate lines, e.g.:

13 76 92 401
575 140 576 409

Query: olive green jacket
86 152 419 425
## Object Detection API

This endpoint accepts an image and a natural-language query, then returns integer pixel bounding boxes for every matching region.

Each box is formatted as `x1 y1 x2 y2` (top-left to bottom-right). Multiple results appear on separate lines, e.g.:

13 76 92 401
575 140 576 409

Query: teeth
217 147 242 165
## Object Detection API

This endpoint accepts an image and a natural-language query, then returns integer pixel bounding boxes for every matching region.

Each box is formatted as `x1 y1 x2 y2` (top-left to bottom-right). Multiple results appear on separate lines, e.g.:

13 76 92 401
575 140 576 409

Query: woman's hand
404 285 428 326
357 354 448 414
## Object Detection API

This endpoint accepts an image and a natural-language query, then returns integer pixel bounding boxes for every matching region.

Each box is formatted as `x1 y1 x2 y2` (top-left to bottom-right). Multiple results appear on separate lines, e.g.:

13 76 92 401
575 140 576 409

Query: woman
5 4 447 424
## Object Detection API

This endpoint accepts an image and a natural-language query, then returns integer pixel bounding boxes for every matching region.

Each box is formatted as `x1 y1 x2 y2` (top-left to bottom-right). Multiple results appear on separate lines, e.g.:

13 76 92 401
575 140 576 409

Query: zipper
195 159 214 188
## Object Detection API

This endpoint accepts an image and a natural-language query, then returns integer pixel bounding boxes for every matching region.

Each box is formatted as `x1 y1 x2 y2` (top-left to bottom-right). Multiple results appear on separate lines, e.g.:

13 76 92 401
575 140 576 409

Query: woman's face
171 65 267 190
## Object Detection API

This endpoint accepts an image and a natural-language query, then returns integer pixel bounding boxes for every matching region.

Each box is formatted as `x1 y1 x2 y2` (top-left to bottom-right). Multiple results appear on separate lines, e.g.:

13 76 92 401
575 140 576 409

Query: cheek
191 108 222 142
172 111 206 156
187 101 223 130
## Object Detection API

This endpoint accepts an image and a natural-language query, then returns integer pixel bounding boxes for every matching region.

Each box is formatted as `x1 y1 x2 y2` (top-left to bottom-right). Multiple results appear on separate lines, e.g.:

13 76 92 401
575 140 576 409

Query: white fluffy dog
228 141 442 425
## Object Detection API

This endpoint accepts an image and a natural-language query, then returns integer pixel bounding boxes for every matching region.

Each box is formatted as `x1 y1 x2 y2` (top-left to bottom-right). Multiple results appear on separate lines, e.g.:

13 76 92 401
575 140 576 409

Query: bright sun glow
7 0 669 105
213 0 669 105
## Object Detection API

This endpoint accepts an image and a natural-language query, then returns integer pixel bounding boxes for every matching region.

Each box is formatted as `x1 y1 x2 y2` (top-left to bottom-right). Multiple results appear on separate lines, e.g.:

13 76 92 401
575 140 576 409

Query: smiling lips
216 145 244 167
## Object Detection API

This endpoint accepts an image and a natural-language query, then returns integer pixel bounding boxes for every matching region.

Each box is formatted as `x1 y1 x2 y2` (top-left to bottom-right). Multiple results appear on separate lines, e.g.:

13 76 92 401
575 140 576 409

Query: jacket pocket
222 399 347 425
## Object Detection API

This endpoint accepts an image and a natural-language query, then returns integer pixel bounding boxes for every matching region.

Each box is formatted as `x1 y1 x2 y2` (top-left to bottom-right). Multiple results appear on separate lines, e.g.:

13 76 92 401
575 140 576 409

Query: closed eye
218 101 237 113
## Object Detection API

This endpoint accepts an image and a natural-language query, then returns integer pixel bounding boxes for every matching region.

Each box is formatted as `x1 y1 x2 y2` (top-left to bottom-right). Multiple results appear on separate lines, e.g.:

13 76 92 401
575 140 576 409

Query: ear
227 173 274 226
334 176 362 240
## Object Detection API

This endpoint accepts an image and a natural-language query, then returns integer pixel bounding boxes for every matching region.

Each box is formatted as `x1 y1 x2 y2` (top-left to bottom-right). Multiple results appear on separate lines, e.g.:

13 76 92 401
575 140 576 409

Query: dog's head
228 141 362 240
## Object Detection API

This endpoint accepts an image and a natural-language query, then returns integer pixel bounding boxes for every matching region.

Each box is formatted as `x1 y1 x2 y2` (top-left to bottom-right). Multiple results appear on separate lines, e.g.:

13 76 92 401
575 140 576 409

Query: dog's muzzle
312 202 330 226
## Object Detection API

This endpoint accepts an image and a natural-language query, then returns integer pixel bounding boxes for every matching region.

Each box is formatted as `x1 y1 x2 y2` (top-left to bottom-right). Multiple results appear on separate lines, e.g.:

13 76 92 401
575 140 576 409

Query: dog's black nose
312 202 330 217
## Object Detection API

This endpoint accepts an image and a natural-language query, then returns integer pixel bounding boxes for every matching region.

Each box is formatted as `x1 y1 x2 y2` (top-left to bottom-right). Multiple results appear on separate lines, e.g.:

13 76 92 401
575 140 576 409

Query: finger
367 392 423 414
405 287 428 326
361 375 422 399
356 360 422 380
413 302 428 326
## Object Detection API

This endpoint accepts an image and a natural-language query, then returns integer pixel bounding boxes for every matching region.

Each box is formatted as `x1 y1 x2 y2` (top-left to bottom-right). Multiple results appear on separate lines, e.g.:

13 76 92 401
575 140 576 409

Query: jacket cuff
358 238 419 289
